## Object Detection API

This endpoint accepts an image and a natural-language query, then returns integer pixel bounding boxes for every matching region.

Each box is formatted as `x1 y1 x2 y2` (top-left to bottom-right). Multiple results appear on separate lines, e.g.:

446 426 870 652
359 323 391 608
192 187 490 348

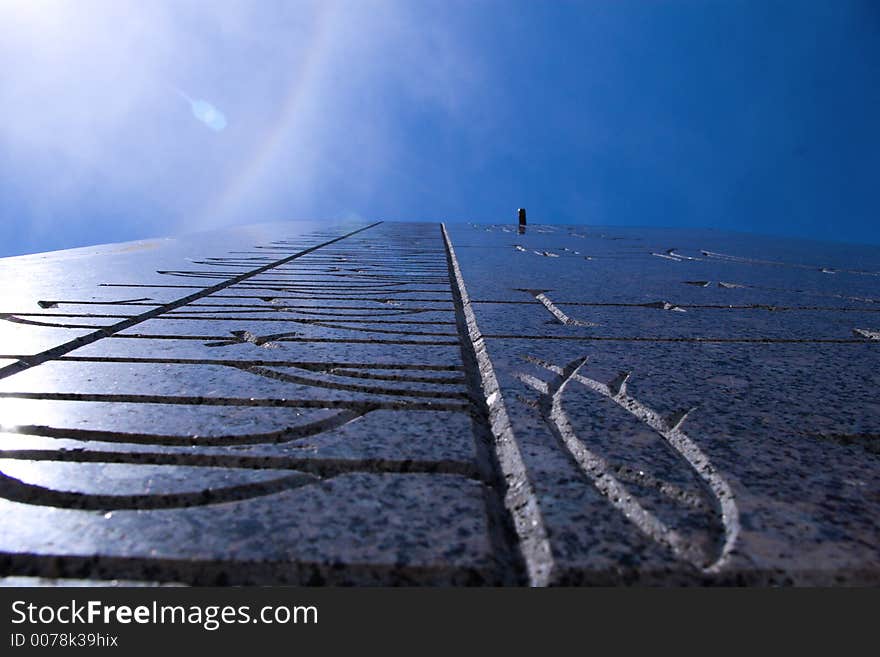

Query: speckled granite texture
0 221 877 585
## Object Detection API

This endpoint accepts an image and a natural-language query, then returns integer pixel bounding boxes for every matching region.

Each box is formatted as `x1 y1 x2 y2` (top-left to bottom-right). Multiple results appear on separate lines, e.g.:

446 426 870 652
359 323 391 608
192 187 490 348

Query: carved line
49 299 879 313
96 287 455 302
231 287 452 296
0 469 319 511
441 223 554 587
38 298 153 308
188 303 445 311
89 334 461 346
2 314 456 324
163 267 450 277
0 449 480 478
279 321 459 337
279 266 453 272
236 364 468 400
0 356 466 386
483 334 875 344
0 318 463 345
223 297 456 303
230 308 443 317
217 294 453 303
516 289 599 326
700 250 880 277
0 391 469 412
320 368 464 385
0 316 112 329
0 355 465 372
694 281 880 305
473 300 880 312
227 260 431 270
0 432 483 510
1 408 367 446
235 281 452 289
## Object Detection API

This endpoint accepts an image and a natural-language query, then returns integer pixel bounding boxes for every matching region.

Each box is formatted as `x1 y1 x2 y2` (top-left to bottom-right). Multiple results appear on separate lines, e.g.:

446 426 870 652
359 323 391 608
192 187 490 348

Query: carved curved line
237 288 445 297
186 302 435 310
291 309 436 317
117 334 461 346
299 321 458 337
168 309 296 315
221 294 454 303
237 282 421 289
255 282 446 289
520 359 707 568
3 408 368 447
0 315 111 330
289 318 452 325
521 356 740 573
37 298 153 307
201 256 273 261
156 271 234 278
0 392 468 412
566 368 740 574
48 356 463 372
236 365 467 400
0 469 319 510
260 308 434 318
322 368 465 385
0 449 481 479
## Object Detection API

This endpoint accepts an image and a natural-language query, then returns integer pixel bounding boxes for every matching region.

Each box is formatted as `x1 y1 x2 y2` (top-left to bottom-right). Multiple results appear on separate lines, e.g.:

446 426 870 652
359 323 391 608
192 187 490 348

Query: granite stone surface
0 220 877 585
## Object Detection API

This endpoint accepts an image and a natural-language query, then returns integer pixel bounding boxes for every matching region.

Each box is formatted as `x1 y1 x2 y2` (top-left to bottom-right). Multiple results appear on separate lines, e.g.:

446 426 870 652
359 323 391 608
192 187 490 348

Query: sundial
0 220 877 585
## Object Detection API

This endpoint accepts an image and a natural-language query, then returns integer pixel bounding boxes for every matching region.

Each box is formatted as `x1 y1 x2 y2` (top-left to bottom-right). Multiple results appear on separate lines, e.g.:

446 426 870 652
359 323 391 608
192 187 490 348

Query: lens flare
175 88 226 132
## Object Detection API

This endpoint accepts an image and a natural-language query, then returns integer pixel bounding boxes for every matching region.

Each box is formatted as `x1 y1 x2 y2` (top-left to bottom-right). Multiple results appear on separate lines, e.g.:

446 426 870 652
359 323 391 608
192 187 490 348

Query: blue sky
1 0 878 257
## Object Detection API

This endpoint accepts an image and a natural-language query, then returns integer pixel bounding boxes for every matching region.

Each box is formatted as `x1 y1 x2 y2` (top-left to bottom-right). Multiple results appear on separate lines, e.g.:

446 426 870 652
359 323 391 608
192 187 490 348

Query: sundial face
1 221 878 585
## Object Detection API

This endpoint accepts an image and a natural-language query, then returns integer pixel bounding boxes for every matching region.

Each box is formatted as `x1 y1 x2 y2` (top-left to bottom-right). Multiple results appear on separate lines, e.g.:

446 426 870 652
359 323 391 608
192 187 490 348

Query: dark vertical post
518 207 527 234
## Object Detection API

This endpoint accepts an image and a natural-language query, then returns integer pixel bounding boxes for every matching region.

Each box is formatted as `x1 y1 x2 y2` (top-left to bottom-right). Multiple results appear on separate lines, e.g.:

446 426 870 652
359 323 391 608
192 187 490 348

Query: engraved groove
0 392 469 412
0 355 464 372
516 289 599 326
0 469 319 511
236 364 468 399
441 223 554 586
1 408 367 446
